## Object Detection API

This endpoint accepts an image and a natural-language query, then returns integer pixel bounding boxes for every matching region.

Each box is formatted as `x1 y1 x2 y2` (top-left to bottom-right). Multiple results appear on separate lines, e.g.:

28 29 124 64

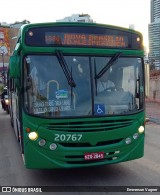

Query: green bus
8 22 145 169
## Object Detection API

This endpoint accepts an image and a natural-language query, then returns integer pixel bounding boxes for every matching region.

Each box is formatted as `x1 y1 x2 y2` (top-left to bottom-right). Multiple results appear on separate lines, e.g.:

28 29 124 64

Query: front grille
43 119 134 132
59 138 122 147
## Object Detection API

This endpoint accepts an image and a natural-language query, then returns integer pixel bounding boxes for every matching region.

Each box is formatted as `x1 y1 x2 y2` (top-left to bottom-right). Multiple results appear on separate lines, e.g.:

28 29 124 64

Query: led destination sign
25 26 143 49
45 33 128 48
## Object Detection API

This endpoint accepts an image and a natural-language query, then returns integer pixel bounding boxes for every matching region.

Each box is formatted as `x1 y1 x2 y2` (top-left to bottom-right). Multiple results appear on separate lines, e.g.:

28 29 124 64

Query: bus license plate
84 152 104 160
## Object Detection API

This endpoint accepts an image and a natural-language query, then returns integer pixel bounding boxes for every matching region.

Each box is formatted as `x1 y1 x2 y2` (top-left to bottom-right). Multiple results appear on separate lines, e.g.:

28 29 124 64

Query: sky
1 0 150 51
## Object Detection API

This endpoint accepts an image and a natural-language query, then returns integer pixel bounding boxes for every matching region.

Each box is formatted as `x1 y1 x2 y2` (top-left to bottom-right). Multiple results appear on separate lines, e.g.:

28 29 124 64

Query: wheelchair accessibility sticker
56 90 68 99
94 104 105 115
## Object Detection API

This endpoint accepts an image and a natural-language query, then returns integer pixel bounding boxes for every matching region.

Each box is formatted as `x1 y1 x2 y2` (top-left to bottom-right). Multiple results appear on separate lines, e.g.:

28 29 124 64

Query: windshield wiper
94 58 98 96
55 50 76 88
95 52 121 79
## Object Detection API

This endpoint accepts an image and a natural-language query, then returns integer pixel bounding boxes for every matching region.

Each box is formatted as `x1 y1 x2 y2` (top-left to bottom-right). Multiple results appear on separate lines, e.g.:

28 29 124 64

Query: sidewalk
145 100 160 124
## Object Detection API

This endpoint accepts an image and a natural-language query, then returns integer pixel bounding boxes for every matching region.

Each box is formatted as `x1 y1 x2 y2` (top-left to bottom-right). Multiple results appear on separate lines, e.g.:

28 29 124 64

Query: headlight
28 132 38 141
133 133 139 140
38 139 46 146
138 126 145 134
5 99 9 105
50 143 57 150
125 137 132 144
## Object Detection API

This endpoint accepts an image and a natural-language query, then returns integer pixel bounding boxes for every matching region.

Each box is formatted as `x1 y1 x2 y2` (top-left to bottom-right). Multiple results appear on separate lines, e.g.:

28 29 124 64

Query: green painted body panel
23 111 145 169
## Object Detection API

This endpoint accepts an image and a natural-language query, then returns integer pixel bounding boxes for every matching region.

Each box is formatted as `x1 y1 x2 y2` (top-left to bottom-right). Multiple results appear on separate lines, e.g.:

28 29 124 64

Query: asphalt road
0 107 160 194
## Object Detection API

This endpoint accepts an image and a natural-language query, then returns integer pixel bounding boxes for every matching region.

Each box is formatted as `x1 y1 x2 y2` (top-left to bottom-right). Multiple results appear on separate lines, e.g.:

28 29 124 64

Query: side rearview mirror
9 55 20 78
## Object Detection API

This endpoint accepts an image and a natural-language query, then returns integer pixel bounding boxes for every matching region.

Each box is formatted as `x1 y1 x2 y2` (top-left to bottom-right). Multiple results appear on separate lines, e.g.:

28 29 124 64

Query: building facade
56 14 93 23
0 22 26 83
149 0 160 70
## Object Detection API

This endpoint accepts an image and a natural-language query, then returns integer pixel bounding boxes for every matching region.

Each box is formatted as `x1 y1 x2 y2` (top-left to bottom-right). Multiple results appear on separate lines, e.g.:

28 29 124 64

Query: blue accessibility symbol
94 104 105 115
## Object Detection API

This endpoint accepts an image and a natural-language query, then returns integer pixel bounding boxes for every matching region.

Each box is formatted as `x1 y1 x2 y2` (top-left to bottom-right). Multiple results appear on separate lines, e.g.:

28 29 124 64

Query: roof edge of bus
20 22 143 36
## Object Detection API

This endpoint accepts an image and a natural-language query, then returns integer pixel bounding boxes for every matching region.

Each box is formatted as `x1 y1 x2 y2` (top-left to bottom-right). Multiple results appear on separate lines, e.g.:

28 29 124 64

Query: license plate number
84 152 104 160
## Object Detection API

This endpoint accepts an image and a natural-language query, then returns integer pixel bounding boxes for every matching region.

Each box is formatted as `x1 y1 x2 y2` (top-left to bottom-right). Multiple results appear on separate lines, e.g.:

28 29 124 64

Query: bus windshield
23 55 144 117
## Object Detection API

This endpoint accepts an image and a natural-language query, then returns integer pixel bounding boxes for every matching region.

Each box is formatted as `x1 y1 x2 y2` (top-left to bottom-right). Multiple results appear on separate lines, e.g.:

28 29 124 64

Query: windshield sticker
56 90 68 99
32 99 72 114
94 104 105 115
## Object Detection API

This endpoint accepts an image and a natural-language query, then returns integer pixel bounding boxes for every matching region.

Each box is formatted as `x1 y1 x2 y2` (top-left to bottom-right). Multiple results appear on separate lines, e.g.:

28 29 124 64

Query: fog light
133 133 139 140
125 137 132 144
28 132 38 141
39 139 46 146
50 143 57 150
138 126 144 133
